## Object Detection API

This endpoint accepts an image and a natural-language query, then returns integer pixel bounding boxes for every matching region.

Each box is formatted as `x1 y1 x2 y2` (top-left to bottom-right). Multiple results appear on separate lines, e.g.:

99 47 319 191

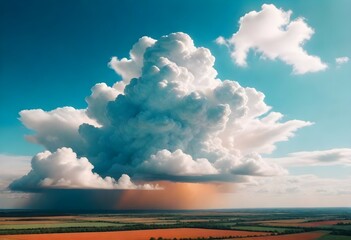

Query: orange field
238 231 327 240
0 220 64 225
0 228 269 240
0 216 77 226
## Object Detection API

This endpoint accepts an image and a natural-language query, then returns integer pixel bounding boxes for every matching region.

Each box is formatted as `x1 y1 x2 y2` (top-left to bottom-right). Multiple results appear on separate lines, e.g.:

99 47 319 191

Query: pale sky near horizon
0 0 350 209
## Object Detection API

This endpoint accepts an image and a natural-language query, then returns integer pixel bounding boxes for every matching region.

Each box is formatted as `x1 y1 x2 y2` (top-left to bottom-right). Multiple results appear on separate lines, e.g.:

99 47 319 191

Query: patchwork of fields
0 208 350 240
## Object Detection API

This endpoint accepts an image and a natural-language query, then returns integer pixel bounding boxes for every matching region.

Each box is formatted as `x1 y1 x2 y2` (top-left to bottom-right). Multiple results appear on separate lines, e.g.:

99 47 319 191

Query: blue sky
1 0 350 156
0 0 350 208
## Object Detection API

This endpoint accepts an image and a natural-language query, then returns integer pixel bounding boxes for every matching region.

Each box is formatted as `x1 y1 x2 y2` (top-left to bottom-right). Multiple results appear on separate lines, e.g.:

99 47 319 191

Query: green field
318 234 351 240
0 222 123 230
230 225 292 233
320 225 351 230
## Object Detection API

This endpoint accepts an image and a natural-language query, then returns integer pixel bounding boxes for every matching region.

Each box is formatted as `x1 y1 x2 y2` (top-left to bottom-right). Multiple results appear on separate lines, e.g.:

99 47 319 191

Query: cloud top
217 4 327 74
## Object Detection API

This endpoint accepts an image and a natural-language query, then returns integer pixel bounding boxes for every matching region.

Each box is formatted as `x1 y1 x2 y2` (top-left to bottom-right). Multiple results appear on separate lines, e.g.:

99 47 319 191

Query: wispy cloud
0 154 31 177
268 148 351 167
241 174 351 196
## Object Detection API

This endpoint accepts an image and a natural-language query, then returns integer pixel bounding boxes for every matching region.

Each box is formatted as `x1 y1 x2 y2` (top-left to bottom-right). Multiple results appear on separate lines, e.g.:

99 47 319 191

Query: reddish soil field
0 220 65 225
0 228 268 240
238 231 327 240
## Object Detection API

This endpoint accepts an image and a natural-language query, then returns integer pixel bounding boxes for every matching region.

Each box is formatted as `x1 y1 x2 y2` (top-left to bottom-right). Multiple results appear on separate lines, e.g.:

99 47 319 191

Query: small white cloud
335 56 349 65
215 36 227 46
217 4 327 74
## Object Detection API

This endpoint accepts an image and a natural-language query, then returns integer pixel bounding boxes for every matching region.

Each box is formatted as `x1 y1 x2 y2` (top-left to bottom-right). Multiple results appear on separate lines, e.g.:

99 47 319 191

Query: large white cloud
10 148 159 191
11 32 311 191
217 4 327 74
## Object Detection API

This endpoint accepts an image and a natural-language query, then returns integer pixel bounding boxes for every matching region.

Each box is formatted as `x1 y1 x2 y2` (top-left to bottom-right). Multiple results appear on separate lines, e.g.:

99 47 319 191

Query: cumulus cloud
11 32 311 192
335 56 349 65
109 36 156 93
86 83 119 125
217 4 327 74
10 148 159 191
141 149 218 176
269 148 351 167
20 107 100 153
231 153 287 176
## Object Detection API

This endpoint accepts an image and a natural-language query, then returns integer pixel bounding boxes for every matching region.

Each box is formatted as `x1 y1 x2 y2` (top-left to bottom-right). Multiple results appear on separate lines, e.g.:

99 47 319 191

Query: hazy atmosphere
1 0 350 210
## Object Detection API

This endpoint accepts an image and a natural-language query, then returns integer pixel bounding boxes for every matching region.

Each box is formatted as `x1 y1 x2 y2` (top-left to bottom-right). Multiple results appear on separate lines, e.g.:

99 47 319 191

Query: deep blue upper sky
1 0 350 156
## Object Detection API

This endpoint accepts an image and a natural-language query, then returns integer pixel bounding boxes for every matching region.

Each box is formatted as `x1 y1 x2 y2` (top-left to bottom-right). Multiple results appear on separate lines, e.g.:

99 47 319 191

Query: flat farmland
110 217 176 224
0 208 350 239
0 228 269 240
253 219 306 226
297 220 351 227
0 222 123 230
254 219 351 227
230 225 292 233
319 234 351 240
